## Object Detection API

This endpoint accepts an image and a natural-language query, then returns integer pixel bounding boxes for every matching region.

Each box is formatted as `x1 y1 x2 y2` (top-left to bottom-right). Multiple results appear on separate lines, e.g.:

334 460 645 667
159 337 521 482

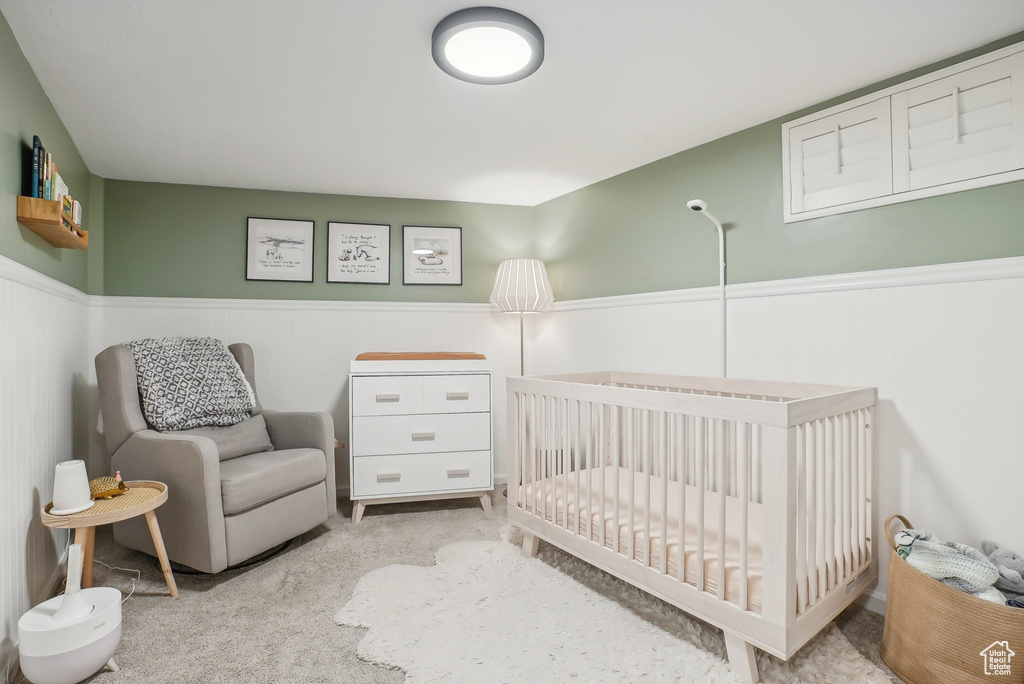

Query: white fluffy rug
336 537 890 683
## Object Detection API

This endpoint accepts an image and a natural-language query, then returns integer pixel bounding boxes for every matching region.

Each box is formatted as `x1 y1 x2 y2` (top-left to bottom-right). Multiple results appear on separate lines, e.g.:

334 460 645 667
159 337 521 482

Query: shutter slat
803 157 880 195
803 138 878 176
909 101 1012 149
909 123 1013 170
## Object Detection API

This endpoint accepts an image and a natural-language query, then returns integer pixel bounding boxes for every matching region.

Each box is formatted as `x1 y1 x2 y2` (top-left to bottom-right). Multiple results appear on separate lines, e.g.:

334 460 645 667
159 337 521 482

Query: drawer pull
412 432 436 441
375 393 401 403
376 472 401 483
447 468 471 478
446 391 470 401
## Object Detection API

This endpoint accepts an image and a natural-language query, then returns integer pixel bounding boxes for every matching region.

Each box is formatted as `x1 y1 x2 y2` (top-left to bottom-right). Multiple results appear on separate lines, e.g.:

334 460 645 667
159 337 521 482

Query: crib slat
795 422 807 614
717 419 727 601
866 406 875 562
573 397 581 536
628 408 636 562
660 412 668 576
806 422 817 608
606 403 614 552
566 400 573 530
643 410 652 568
738 421 749 611
824 416 835 591
696 416 706 592
842 411 852 581
678 414 687 583
583 402 591 541
857 409 867 569
815 419 826 599
598 403 602 548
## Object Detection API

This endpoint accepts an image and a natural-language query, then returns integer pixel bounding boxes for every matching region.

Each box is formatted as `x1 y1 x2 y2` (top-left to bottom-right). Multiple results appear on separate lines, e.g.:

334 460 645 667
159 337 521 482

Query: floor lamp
489 258 554 376
686 199 727 378
490 258 554 500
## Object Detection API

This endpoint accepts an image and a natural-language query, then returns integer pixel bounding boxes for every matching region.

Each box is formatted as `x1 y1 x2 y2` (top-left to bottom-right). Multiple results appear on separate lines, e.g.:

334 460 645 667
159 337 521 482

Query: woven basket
880 514 1024 684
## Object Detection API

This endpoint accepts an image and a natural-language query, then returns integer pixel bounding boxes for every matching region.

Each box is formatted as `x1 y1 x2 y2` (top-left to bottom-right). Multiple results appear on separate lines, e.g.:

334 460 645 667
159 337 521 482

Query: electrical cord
92 559 140 604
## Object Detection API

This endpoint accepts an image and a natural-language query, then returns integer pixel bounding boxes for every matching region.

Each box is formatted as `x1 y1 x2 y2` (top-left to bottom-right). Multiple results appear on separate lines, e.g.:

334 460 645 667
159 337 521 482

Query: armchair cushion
174 414 274 461
219 448 327 515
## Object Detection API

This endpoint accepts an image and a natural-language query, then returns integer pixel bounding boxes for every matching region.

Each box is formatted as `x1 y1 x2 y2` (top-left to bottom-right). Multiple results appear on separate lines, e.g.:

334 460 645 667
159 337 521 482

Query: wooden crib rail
509 375 875 429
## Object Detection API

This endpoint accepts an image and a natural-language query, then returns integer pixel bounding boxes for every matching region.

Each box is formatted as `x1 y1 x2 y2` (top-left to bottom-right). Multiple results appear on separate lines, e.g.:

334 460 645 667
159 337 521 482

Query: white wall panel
91 299 521 491
6 249 1024 667
0 258 88 673
533 257 1024 607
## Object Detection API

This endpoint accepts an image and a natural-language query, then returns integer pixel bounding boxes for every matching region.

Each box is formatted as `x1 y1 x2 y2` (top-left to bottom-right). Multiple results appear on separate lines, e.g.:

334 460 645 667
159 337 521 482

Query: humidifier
18 544 121 684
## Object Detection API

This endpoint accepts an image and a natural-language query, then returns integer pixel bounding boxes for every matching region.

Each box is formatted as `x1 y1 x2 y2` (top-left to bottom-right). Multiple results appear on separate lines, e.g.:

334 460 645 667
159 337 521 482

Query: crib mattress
519 466 764 612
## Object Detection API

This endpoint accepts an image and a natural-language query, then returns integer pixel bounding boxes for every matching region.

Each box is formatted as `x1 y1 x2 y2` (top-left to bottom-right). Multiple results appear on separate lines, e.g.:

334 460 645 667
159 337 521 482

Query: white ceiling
4 1 1024 206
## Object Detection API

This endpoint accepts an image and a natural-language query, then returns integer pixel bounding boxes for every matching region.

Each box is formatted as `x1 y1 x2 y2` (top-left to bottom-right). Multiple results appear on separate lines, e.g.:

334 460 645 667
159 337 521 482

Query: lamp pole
686 200 727 378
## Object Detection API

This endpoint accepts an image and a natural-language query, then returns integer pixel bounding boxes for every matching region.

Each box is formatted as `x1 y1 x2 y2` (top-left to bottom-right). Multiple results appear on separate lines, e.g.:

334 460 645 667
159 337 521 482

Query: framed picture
327 222 391 284
403 225 463 285
246 217 314 282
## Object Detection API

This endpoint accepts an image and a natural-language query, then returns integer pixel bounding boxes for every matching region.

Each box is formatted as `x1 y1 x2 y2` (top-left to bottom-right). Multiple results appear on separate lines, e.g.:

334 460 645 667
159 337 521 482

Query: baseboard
854 588 886 615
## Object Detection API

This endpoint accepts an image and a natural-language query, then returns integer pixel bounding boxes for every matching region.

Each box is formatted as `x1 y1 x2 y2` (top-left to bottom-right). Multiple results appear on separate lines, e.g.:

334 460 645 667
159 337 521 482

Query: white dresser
348 356 493 523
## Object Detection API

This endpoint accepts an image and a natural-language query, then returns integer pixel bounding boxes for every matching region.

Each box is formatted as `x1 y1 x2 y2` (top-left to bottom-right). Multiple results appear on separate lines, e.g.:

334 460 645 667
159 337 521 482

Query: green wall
103 180 533 301
0 11 100 292
536 32 1024 301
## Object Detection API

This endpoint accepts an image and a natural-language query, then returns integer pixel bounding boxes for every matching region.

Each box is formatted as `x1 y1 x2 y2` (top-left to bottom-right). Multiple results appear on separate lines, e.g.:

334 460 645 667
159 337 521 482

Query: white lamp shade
51 460 94 515
489 258 554 313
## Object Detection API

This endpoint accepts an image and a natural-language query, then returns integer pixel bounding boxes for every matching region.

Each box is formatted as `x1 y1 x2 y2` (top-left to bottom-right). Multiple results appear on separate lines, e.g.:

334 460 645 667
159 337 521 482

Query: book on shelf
31 136 41 198
43 152 51 200
23 136 85 232
37 143 45 198
54 173 69 205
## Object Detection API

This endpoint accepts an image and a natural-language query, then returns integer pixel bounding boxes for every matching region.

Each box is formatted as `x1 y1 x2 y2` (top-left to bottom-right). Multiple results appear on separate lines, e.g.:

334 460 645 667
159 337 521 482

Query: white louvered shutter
892 51 1024 192
787 98 893 216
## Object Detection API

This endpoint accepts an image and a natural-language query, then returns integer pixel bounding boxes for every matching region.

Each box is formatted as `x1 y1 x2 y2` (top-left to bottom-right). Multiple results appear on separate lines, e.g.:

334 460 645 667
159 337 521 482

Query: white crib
506 372 877 684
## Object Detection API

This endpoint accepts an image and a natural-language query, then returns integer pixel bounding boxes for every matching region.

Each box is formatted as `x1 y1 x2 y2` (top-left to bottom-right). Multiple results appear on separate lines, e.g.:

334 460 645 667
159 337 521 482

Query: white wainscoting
0 257 89 672
531 256 1024 609
90 297 523 492
5 251 1024 659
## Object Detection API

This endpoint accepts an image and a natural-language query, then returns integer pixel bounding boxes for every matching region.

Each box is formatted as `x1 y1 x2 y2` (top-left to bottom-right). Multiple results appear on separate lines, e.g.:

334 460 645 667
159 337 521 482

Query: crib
506 372 877 684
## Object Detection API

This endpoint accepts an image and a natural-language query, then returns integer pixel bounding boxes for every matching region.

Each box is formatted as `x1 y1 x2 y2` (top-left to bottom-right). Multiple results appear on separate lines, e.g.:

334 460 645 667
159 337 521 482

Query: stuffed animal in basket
982 540 1024 598
89 471 128 500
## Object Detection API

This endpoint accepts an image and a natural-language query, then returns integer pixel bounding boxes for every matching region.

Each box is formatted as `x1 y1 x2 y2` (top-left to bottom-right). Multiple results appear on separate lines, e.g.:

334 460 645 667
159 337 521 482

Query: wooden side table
41 480 178 597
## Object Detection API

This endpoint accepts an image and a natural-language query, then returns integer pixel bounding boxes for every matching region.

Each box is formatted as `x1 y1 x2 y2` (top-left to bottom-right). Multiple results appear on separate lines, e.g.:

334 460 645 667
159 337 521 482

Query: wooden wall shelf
16 196 88 250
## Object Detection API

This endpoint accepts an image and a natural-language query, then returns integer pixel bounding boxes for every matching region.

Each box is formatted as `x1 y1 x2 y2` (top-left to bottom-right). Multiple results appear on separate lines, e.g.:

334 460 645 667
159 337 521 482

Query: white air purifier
18 544 122 684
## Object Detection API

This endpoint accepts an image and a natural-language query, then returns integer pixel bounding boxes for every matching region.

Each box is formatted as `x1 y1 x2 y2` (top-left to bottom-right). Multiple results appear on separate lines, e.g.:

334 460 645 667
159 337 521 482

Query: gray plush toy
982 540 1024 597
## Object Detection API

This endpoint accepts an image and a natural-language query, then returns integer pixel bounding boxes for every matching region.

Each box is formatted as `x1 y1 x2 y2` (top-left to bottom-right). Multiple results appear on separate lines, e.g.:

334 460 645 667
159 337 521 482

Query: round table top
41 480 168 529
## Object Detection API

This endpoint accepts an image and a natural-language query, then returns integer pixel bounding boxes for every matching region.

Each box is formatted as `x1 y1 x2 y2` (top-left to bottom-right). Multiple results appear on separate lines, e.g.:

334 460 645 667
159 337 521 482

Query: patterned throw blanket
128 337 256 431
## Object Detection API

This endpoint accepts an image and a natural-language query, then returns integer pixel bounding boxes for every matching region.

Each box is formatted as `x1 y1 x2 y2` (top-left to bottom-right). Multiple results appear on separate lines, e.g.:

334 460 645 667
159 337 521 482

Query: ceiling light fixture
432 7 544 85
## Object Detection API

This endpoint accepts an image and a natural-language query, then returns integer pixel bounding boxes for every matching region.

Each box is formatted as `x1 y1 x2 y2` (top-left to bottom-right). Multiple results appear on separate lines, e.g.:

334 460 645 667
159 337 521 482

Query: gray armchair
95 342 336 573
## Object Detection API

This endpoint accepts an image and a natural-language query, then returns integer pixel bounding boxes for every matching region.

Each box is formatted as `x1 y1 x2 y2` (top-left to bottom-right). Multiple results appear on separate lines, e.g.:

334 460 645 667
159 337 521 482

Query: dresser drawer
351 454 424 497
352 413 491 456
423 450 492 492
422 374 490 414
352 375 423 416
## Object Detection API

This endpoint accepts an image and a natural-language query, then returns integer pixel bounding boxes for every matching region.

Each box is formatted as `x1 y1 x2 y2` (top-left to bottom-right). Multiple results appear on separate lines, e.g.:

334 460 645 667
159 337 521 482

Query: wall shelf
16 196 88 250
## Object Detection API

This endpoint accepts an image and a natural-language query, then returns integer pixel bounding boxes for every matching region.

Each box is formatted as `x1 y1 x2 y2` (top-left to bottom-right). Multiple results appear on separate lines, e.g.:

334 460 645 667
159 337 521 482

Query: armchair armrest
112 430 228 573
263 411 337 517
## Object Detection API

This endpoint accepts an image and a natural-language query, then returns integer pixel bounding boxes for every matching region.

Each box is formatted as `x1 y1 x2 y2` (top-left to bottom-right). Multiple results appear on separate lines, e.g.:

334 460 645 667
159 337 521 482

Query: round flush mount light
432 7 544 85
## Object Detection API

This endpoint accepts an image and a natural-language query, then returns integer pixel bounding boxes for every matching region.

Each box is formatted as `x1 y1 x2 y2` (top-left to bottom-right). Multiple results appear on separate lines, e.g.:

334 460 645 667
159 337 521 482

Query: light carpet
336 531 891 684
14 492 896 683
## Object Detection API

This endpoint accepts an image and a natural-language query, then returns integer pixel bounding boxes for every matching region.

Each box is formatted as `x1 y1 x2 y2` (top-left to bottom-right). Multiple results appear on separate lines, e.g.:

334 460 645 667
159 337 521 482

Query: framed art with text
246 217 315 282
328 222 391 284
402 225 462 285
